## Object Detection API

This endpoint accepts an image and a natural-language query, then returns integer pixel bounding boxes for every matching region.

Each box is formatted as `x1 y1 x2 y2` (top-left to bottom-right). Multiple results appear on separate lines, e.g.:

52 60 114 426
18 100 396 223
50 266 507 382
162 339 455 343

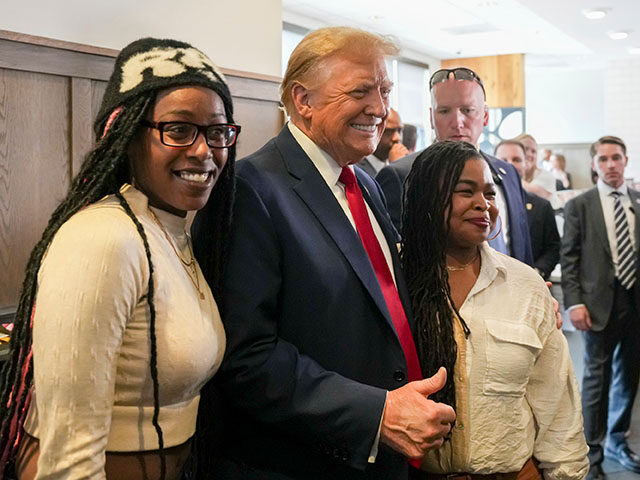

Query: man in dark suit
376 67 533 265
561 135 640 479
495 140 560 279
357 108 409 177
194 27 455 480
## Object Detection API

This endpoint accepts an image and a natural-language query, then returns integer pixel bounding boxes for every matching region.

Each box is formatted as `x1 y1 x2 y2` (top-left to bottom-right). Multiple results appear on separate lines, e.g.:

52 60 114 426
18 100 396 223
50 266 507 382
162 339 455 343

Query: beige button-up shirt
422 243 589 479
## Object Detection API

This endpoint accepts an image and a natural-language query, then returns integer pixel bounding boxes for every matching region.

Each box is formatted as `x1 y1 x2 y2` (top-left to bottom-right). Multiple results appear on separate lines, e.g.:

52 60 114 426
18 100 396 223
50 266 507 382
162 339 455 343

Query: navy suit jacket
376 149 534 265
195 127 414 479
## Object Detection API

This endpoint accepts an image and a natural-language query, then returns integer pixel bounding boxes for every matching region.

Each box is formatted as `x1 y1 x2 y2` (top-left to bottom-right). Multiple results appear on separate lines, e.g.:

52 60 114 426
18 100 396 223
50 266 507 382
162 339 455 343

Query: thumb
413 367 447 397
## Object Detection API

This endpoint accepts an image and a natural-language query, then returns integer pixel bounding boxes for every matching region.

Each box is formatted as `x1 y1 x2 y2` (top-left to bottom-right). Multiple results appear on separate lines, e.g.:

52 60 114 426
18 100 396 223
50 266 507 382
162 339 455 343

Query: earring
488 215 502 241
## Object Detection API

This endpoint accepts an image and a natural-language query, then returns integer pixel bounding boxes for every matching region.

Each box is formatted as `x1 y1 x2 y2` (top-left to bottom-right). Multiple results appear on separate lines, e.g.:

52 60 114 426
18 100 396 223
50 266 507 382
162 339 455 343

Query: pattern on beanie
119 46 226 93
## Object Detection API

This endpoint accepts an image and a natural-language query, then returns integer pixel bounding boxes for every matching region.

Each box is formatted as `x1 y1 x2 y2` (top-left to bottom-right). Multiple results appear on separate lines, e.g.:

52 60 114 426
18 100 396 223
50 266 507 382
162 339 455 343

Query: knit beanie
94 37 234 136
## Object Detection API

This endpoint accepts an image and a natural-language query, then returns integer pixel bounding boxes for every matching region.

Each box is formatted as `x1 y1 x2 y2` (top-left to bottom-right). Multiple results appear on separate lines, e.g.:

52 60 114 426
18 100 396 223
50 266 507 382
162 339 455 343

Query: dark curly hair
401 140 479 408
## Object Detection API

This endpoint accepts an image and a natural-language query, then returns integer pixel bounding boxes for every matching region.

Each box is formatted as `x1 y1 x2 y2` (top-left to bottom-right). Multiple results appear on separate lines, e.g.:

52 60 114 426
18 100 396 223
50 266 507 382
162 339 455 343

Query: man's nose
366 91 387 117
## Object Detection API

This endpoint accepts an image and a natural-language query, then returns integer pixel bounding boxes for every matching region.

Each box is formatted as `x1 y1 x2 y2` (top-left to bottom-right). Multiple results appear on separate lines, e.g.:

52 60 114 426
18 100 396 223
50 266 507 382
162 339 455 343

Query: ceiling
282 0 640 69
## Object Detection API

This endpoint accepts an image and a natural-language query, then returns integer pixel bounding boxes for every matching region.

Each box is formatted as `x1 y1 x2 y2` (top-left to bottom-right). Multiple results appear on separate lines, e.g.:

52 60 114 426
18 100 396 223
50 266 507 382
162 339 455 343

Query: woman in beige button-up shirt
401 141 588 479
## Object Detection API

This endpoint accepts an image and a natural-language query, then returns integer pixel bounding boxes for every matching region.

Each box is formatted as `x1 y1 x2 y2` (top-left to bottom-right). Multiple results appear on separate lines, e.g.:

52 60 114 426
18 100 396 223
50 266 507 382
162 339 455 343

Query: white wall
526 57 640 182
605 58 640 181
525 63 605 145
1 0 283 77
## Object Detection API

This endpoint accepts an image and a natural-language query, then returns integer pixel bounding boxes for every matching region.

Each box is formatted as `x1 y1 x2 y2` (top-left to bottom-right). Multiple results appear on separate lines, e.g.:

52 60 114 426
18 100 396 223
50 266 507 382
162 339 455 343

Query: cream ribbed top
24 184 225 479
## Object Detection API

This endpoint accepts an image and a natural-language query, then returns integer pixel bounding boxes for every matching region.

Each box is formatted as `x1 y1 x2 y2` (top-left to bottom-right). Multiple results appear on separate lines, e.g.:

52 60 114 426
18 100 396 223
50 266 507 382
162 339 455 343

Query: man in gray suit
357 108 408 177
561 135 640 480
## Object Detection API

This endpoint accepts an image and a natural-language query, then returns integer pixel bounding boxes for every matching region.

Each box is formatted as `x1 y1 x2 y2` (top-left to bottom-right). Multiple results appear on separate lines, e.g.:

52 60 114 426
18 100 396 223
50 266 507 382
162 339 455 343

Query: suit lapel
588 188 612 257
275 128 396 333
628 188 640 249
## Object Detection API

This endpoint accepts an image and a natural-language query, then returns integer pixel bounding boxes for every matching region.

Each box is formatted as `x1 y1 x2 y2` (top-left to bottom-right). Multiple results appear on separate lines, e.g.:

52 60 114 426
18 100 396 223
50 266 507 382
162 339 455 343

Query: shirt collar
466 243 509 299
366 154 389 172
287 121 348 187
597 178 628 197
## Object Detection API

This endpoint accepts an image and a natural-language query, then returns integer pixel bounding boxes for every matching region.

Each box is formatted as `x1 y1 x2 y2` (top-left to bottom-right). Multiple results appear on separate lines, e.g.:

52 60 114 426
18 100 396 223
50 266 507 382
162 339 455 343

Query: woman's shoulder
483 245 547 289
48 193 147 264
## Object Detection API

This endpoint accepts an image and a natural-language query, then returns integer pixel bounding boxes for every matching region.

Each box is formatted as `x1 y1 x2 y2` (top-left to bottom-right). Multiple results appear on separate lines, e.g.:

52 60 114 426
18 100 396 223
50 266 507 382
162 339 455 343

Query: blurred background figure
515 133 557 200
357 108 409 176
550 153 572 190
401 123 418 154
495 140 560 280
541 148 553 171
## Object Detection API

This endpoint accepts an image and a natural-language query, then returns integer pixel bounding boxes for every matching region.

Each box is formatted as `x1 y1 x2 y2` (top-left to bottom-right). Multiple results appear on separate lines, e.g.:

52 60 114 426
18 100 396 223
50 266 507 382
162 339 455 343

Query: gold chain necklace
148 208 205 300
446 252 480 272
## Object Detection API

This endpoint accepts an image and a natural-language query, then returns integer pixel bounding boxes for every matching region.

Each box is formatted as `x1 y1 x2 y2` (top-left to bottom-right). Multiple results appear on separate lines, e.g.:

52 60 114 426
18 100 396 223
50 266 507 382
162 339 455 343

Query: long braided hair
401 140 478 408
0 38 236 479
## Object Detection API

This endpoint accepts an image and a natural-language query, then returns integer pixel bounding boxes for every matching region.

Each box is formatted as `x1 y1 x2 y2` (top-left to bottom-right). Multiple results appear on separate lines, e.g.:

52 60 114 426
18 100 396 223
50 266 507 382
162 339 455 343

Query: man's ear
291 82 313 120
482 105 489 127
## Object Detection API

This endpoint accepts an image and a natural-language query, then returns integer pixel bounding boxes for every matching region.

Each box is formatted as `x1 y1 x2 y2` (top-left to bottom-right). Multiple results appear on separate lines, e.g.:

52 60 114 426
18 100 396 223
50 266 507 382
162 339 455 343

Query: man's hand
388 143 410 162
545 281 562 329
569 305 592 331
380 367 456 459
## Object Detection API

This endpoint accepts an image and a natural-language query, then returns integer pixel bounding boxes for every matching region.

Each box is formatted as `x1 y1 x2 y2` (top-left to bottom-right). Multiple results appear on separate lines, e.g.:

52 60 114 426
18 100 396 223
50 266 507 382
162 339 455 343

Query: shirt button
393 370 406 382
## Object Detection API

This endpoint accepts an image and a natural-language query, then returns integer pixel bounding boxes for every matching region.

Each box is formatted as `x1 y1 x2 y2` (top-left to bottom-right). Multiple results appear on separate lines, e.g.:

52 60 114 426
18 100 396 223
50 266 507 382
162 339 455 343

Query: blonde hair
513 133 536 145
281 26 399 115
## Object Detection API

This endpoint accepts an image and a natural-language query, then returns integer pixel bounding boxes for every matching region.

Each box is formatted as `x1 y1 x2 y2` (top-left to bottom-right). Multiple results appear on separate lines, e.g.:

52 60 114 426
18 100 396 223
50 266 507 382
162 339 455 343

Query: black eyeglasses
141 120 241 148
429 68 486 97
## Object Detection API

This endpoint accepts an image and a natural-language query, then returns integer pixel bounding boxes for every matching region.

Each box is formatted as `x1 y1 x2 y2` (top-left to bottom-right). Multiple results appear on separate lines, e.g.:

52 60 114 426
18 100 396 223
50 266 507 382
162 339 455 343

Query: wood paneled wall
441 53 525 108
0 31 283 316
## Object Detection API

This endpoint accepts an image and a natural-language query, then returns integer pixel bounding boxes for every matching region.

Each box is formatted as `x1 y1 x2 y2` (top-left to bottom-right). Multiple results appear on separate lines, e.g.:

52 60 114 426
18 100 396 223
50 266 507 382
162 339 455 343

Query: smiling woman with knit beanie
0 37 239 480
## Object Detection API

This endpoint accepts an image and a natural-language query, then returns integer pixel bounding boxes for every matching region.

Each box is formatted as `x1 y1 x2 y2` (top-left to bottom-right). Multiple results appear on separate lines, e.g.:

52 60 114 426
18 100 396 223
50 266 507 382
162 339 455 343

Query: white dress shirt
492 181 511 254
597 179 636 269
288 122 396 283
288 121 392 462
531 168 557 194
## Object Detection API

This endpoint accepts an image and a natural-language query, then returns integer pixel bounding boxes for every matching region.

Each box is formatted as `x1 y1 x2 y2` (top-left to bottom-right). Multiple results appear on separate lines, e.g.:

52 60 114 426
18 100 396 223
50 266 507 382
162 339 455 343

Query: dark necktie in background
612 191 636 290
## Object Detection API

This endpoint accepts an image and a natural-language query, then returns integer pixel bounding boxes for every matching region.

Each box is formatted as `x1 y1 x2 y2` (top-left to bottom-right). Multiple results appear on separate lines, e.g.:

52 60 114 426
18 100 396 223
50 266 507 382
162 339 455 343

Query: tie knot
339 166 357 187
611 191 622 199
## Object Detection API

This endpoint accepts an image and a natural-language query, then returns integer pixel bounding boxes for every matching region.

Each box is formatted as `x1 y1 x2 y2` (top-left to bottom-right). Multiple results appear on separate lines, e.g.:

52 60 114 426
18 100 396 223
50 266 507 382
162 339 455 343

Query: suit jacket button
393 370 406 382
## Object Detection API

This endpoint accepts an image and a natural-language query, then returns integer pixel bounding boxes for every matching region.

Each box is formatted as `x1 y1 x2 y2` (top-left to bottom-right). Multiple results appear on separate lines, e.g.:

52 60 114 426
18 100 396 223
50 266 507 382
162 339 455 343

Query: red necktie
339 167 422 382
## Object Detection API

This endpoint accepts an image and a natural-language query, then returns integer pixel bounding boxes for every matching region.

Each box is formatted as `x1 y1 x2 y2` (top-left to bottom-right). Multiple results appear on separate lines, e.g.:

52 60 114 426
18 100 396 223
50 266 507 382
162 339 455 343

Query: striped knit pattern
612 191 636 289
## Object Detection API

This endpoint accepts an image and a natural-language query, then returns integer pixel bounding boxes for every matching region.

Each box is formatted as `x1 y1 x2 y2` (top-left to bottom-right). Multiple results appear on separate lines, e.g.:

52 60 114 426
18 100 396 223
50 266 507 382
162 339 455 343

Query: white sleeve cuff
566 303 585 312
368 391 388 463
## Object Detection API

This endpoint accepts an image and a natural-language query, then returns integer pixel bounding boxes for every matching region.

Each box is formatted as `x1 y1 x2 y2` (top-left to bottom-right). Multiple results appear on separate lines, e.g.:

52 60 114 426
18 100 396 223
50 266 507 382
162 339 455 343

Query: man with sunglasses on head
376 67 533 266
357 108 409 177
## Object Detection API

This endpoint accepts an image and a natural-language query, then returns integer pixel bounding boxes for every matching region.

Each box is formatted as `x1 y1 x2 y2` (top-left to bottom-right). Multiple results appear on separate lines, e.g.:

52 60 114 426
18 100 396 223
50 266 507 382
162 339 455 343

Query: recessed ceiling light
629 47 640 55
582 9 608 20
609 31 629 40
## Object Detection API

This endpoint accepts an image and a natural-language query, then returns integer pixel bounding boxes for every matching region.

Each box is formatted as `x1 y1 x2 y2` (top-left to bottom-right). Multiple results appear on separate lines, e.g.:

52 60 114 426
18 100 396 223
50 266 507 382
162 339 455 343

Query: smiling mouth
175 170 213 184
350 123 378 132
